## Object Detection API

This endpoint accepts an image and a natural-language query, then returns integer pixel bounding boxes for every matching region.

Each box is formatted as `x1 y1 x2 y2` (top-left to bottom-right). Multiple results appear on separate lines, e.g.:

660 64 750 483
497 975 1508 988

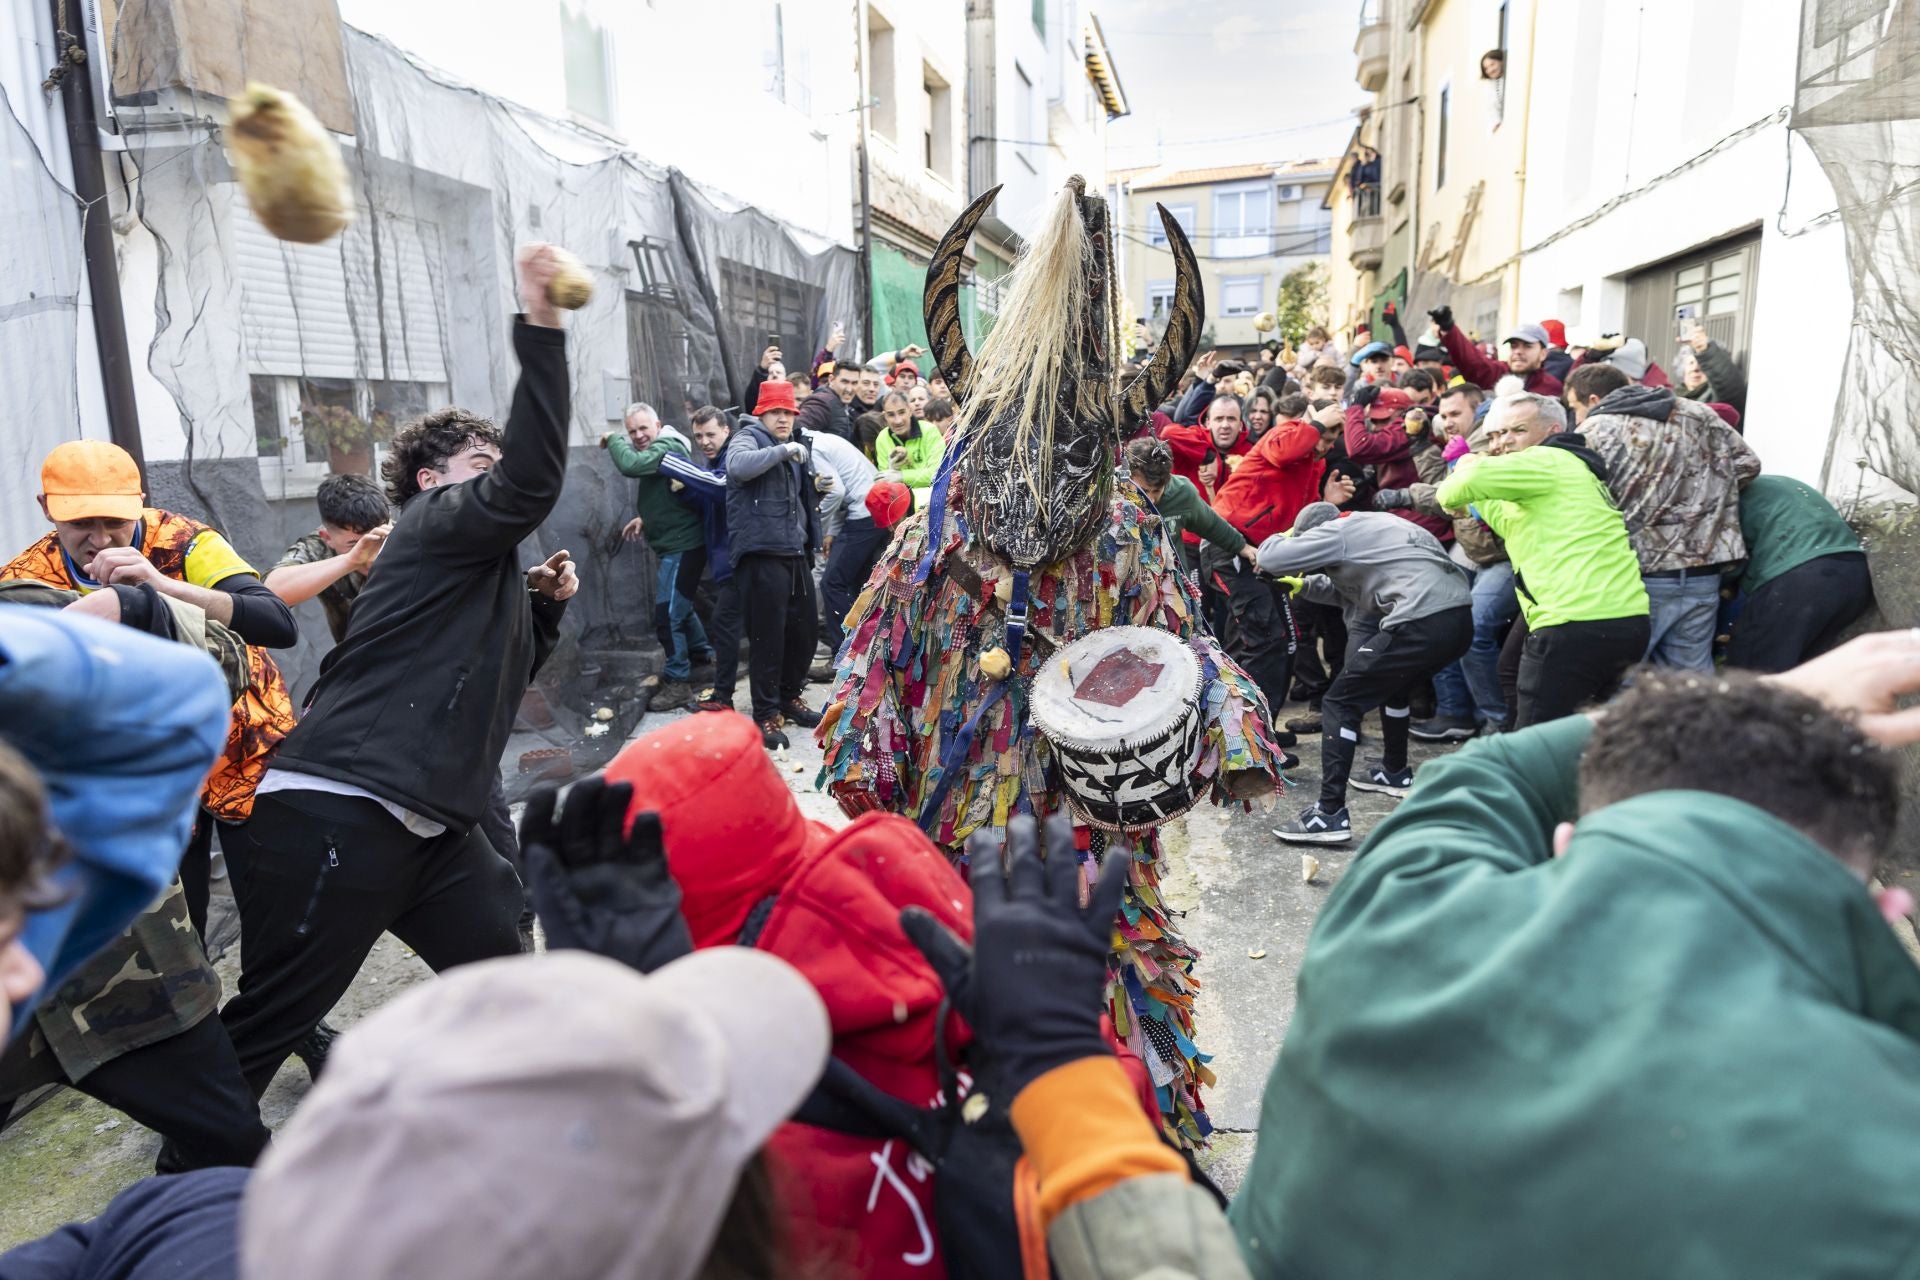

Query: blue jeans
655 550 709 681
1464 562 1517 724
1642 570 1721 672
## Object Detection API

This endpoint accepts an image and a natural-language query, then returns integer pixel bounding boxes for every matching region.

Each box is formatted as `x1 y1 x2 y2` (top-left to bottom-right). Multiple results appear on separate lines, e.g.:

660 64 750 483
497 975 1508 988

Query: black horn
923 184 1001 404
1120 204 1204 431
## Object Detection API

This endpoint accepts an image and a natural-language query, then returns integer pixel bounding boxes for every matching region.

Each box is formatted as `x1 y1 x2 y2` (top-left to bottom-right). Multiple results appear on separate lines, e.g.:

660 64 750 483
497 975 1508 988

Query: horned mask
922 177 1203 572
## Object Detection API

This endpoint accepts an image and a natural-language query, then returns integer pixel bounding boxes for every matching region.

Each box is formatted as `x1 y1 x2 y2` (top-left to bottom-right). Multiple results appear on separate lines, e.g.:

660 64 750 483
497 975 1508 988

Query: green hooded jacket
1230 717 1920 1279
1435 443 1647 628
606 427 706 555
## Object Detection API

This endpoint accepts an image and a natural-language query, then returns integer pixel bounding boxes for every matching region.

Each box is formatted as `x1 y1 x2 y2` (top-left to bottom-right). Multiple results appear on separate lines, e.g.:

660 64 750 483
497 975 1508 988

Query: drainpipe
854 0 875 357
1507 0 1540 329
50 0 144 469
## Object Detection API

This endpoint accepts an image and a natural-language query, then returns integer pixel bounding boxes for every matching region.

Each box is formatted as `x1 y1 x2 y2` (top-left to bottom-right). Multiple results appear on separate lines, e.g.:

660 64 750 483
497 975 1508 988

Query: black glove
520 776 692 974
1351 382 1381 409
1428 305 1454 332
900 813 1130 1100
1373 488 1414 510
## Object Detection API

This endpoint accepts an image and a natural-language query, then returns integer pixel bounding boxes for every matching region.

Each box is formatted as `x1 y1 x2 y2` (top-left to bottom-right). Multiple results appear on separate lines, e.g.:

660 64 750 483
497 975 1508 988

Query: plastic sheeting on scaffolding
14 21 863 711
1791 0 1920 506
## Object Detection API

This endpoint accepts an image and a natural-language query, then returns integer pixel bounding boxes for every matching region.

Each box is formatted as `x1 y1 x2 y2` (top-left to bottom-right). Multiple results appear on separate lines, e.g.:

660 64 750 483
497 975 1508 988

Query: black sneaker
1278 750 1301 771
1350 759 1414 798
1410 714 1477 742
293 1020 340 1082
759 717 790 750
1274 804 1351 844
781 699 823 729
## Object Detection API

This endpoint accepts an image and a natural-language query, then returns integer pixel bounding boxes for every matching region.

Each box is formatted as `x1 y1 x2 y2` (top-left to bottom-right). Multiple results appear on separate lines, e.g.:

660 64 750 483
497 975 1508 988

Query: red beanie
603 710 827 947
753 380 799 416
1541 318 1567 348
1707 401 1742 430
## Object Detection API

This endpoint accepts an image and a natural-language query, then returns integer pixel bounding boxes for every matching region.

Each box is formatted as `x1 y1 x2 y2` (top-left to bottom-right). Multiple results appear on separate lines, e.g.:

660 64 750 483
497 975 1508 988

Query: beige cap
240 949 829 1280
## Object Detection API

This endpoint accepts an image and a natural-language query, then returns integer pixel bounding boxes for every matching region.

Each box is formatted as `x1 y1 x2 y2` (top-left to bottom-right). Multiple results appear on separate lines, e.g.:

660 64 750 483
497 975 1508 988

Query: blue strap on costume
915 569 1030 834
912 429 963 586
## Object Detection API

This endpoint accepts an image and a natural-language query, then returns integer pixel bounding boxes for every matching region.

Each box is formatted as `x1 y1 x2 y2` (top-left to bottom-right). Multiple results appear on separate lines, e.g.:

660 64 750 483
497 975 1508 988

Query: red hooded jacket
1210 418 1327 546
607 712 971 1278
1158 417 1251 546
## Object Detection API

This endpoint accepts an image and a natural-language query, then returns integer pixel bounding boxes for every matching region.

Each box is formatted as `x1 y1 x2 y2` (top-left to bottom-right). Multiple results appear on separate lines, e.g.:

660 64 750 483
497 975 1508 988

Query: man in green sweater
1232 631 1920 1279
875 390 945 492
1727 474 1872 672
604 402 709 708
1434 393 1648 727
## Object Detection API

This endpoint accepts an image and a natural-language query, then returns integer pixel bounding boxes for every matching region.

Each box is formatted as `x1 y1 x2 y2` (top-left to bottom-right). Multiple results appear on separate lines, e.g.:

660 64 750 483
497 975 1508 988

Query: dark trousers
736 553 818 722
1203 546 1296 718
1499 613 1529 730
1726 552 1873 674
1319 607 1473 811
179 812 215 941
820 519 891 658
1513 614 1652 728
218 791 526 1097
681 548 744 700
1290 600 1347 704
77 1013 270 1172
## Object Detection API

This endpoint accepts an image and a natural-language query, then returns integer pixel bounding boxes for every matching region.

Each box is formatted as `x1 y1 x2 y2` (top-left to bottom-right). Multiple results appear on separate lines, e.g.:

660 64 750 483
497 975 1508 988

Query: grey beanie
1295 501 1340 533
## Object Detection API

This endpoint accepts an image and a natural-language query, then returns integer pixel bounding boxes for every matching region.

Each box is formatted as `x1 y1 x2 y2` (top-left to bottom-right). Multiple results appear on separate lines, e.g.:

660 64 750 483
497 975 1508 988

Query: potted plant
300 402 393 475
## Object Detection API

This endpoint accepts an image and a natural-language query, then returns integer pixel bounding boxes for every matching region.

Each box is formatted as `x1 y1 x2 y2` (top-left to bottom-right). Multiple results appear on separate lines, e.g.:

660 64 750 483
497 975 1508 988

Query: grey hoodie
1257 509 1472 628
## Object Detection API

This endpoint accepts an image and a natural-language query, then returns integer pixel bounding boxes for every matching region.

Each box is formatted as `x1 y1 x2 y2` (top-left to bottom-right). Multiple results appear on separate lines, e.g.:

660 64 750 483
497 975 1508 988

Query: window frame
1435 80 1452 190
1218 274 1266 318
1147 202 1197 248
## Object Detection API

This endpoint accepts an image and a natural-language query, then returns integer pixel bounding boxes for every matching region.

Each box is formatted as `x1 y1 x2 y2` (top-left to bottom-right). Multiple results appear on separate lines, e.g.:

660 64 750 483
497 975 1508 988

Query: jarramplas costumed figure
816 178 1284 1143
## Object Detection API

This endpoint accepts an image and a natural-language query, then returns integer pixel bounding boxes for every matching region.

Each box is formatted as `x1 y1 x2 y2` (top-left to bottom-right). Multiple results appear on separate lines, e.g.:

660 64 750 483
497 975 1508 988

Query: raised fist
1427 305 1454 332
1351 382 1381 409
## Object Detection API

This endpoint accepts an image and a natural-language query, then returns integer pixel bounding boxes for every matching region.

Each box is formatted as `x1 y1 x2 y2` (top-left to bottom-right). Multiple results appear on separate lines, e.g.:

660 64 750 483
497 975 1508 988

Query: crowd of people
0 230 1915 1280
1132 301 1874 847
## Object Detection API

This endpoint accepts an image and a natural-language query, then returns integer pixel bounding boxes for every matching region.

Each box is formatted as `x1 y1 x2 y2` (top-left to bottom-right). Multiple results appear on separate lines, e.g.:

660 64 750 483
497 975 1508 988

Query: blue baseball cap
1349 340 1392 367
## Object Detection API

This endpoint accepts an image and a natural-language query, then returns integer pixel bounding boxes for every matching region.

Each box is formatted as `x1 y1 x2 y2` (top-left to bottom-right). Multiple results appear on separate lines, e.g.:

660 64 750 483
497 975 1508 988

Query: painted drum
1030 625 1207 832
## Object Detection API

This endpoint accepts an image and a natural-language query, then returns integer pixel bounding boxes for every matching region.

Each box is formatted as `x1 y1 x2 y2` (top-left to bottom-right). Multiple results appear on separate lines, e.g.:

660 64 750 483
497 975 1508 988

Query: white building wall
339 0 860 246
1516 0 1847 485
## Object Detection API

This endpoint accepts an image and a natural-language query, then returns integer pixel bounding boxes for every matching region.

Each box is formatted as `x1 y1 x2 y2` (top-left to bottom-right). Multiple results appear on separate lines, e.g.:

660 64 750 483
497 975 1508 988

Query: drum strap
912 427 964 586
915 569 1031 836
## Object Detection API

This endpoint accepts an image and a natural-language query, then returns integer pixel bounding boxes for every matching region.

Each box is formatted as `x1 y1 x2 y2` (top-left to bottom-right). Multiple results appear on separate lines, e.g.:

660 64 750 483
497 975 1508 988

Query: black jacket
271 318 571 831
725 419 820 560
795 386 855 442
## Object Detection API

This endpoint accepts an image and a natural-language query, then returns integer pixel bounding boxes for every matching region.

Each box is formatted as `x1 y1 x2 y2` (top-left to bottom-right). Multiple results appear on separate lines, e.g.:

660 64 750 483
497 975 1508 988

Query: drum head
1030 626 1202 749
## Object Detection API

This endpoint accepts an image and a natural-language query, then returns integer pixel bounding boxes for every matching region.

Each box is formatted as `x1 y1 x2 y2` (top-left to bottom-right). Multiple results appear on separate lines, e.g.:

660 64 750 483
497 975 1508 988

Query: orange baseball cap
41 440 144 522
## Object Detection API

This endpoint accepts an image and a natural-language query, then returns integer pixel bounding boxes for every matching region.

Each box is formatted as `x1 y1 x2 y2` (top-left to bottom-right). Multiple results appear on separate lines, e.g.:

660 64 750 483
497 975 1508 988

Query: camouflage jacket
0 582 231 1087
1579 387 1761 573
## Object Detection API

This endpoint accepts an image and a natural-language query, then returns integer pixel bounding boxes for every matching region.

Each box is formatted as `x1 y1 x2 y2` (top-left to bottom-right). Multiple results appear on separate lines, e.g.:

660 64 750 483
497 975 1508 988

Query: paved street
0 668 1450 1244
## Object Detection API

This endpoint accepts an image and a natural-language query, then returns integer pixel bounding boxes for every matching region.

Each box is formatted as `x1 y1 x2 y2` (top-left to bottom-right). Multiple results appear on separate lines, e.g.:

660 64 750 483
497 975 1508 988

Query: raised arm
420 246 571 562
1434 310 1506 392
1342 396 1412 464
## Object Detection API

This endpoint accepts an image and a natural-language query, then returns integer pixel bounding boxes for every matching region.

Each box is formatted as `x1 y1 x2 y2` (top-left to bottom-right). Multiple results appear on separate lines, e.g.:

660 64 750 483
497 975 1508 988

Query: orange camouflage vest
2 508 297 821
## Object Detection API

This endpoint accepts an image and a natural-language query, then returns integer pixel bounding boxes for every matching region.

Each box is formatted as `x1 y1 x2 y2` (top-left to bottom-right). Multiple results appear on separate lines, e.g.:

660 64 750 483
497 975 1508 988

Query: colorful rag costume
817 179 1283 1143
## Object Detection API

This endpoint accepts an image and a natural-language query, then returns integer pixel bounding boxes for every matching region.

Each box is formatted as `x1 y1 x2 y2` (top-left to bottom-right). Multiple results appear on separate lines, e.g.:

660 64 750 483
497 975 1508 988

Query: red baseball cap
753 380 799 416
891 362 920 380
865 479 913 528
1367 388 1414 421
1393 345 1414 365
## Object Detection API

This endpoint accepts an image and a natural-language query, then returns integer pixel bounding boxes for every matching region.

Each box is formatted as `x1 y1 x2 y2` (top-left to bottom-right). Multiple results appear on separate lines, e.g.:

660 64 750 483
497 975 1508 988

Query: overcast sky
1097 0 1370 171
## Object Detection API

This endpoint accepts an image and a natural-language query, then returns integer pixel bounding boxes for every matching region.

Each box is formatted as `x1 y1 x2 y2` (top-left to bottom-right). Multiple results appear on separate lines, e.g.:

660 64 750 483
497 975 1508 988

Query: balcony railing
1348 186 1385 271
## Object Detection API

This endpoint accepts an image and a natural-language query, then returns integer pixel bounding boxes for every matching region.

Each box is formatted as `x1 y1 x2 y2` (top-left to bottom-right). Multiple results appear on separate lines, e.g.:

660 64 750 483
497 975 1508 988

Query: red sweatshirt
1343 404 1452 540
1440 324 1564 398
1159 420 1251 546
1211 418 1327 545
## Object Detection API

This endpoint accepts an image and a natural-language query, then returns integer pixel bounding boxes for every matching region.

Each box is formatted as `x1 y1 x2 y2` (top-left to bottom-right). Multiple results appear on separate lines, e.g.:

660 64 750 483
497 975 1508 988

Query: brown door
1624 230 1762 376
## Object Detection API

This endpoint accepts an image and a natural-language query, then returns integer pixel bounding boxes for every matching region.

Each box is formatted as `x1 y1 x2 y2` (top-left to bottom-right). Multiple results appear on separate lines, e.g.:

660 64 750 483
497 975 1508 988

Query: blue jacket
1 607 230 1037
0 1166 244 1279
725 419 821 560
662 446 734 582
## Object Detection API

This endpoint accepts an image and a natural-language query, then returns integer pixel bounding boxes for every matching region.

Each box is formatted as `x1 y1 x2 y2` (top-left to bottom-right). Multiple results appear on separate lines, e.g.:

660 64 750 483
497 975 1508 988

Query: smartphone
768 334 782 347
1673 304 1698 343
